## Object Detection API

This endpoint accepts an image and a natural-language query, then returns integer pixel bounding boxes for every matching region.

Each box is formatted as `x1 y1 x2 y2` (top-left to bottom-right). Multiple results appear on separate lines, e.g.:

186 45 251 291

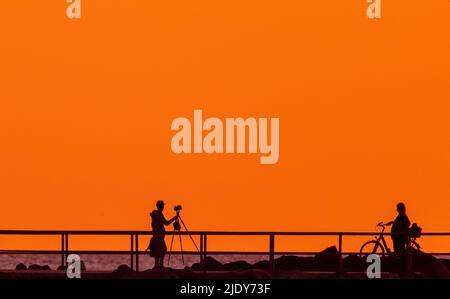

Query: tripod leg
179 233 184 264
179 216 200 252
167 234 175 266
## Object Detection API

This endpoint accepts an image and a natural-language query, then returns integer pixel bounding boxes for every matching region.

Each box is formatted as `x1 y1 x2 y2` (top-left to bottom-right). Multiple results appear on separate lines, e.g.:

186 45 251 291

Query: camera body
173 205 182 230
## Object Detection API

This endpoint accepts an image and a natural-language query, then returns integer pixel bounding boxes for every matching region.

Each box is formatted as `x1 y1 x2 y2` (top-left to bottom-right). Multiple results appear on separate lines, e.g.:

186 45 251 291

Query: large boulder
273 255 315 271
111 264 135 278
297 257 316 271
314 246 339 271
191 256 223 271
381 255 406 272
223 260 252 271
251 260 269 271
28 264 51 271
274 255 302 271
342 254 365 272
381 250 438 273
419 260 450 278
439 259 450 271
411 250 436 270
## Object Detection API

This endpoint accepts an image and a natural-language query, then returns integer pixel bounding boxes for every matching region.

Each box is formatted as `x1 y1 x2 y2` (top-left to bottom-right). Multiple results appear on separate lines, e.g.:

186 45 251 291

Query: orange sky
0 1 449 254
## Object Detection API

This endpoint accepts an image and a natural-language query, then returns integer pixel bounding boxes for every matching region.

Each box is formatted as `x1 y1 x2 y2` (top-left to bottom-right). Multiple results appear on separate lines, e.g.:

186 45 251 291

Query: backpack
409 223 422 238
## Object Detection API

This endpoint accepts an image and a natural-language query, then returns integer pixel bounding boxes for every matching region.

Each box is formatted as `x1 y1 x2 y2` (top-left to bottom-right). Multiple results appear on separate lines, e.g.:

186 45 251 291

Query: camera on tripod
172 205 182 230
174 205 183 213
167 204 200 266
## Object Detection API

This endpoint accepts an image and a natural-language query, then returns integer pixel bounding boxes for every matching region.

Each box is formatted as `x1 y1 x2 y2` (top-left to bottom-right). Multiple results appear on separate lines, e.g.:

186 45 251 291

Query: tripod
167 212 200 265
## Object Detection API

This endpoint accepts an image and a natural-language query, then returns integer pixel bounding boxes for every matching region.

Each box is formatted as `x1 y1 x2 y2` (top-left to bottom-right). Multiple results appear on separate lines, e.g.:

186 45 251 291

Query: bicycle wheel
359 240 385 258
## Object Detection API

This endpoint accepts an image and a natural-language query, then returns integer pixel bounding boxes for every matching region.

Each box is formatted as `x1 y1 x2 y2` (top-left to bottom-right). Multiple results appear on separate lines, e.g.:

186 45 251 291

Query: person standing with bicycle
385 202 411 253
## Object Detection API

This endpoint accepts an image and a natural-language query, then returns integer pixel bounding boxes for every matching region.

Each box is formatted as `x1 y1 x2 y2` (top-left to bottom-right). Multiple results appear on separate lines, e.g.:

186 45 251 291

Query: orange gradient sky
0 1 449 253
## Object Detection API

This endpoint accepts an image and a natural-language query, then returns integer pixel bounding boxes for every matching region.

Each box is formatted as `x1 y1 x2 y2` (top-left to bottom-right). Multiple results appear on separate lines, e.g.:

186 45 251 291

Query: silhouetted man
386 202 411 253
149 200 178 268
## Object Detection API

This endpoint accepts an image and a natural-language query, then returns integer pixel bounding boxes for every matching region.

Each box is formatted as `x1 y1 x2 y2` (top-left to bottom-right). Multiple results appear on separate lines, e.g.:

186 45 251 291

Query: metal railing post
203 234 208 273
337 233 343 275
269 234 275 272
60 233 65 268
199 233 204 266
135 233 139 272
130 233 134 271
65 233 69 263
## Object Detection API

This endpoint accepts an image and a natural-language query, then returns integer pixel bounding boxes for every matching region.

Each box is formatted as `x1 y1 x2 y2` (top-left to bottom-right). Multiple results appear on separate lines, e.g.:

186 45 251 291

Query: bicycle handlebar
377 221 393 228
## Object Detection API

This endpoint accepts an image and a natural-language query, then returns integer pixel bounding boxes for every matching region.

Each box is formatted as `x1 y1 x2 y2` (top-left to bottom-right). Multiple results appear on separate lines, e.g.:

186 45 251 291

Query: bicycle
359 222 421 258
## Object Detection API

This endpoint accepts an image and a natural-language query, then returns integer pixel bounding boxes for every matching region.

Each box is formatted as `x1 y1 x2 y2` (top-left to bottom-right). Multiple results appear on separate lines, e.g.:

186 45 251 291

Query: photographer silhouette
148 200 178 269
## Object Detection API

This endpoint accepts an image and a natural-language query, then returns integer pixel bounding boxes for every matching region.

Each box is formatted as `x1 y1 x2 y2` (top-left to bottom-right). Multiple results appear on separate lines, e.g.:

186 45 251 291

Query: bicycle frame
374 225 391 254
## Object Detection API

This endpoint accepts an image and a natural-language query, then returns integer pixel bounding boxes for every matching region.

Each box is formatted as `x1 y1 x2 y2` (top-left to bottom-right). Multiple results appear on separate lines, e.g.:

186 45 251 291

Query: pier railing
1 230 449 273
